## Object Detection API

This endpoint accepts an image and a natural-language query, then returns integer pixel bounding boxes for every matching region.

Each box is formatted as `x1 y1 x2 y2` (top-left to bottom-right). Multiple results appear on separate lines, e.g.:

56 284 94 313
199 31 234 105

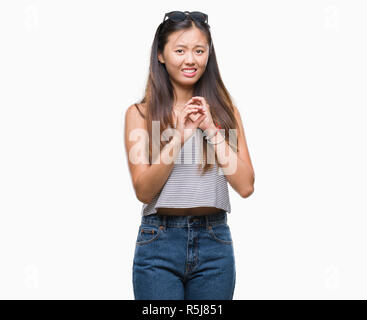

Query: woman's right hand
174 104 206 144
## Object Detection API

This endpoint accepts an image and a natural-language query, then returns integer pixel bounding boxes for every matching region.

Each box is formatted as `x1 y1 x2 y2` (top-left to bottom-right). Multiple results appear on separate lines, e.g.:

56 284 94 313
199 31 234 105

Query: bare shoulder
125 102 147 129
232 104 241 118
124 102 151 194
134 103 147 117
124 102 150 161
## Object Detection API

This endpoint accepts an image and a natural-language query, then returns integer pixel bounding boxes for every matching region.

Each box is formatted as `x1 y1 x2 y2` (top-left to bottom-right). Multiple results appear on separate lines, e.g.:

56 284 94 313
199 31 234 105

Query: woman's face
158 27 209 86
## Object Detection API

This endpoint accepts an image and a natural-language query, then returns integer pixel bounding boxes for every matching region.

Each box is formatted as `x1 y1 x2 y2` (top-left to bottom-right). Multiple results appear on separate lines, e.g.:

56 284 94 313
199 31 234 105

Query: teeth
182 69 196 73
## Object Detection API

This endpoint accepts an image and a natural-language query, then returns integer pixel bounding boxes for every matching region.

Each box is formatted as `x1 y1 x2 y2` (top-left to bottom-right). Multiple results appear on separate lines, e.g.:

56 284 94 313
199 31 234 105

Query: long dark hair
135 17 240 174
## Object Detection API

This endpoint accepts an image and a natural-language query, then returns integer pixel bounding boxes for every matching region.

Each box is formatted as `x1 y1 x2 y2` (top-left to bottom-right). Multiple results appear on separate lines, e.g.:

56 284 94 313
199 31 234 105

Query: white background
0 0 366 299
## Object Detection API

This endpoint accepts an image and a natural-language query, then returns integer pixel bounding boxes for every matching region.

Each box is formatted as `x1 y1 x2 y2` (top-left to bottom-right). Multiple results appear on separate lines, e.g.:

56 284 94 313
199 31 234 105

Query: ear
158 52 165 64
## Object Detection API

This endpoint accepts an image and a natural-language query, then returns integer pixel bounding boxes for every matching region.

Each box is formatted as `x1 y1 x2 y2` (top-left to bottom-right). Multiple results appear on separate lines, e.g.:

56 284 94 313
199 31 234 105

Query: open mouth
181 68 197 77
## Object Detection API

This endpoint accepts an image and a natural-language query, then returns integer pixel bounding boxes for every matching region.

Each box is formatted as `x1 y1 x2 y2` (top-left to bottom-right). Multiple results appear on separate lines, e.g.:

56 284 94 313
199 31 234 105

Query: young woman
124 11 255 300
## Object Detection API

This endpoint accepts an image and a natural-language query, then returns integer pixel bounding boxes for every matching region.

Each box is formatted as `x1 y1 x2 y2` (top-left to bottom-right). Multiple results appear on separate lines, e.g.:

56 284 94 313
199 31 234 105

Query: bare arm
205 105 255 198
124 103 204 203
124 104 180 203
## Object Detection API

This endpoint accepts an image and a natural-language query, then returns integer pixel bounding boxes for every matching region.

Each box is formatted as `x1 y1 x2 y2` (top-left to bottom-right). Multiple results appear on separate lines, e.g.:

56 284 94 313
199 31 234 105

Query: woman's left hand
186 96 215 131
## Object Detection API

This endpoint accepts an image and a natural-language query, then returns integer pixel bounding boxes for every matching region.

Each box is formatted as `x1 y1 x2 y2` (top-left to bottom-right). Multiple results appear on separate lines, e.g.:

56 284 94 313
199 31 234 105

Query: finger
187 109 204 116
183 108 203 121
179 109 197 119
186 97 203 106
191 97 206 105
184 110 202 122
182 107 199 119
184 105 204 113
191 97 203 100
184 102 204 108
183 106 201 113
179 110 198 123
185 97 197 105
192 97 210 110
185 103 204 109
194 113 206 124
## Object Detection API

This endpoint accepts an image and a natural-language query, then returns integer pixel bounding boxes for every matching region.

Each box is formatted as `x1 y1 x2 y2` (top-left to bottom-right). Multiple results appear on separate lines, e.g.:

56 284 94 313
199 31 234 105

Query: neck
171 81 194 108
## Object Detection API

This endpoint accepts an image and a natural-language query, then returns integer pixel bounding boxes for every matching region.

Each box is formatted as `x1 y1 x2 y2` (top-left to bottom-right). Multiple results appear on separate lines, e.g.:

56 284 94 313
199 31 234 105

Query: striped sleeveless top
141 128 231 216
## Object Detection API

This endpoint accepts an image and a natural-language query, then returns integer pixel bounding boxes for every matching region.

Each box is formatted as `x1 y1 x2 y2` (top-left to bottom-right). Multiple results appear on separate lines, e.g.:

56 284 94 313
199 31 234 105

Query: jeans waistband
141 209 228 228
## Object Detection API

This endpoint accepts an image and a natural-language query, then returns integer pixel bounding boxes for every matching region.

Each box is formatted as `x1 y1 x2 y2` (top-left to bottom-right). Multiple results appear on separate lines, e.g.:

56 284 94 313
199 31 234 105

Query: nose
184 51 196 64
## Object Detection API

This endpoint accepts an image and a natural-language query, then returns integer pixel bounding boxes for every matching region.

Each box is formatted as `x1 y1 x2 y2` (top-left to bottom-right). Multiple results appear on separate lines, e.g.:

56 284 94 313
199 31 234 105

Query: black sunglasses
163 11 208 24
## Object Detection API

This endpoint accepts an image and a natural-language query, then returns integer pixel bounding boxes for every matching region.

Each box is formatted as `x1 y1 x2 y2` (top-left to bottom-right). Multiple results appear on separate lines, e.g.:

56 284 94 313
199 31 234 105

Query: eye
175 49 204 54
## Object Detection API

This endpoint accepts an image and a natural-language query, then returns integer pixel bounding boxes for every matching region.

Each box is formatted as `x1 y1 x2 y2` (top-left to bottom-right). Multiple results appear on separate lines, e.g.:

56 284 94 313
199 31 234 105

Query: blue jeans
132 210 236 300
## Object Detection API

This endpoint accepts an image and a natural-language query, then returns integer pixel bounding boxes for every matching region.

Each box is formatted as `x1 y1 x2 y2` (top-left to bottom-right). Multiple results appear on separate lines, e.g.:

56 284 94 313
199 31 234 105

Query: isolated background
0 0 366 299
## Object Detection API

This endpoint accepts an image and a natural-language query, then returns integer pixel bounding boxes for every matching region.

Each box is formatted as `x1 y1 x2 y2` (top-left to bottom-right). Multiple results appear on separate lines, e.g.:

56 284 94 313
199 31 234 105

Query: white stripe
141 129 231 216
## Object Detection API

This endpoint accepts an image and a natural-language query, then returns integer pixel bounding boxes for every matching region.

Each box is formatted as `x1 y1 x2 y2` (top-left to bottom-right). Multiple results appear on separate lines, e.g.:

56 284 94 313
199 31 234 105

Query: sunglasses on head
163 11 208 24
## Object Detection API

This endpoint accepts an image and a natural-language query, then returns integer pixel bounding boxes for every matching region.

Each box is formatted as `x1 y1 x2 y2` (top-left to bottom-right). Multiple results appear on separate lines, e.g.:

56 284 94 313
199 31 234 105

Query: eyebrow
175 44 206 49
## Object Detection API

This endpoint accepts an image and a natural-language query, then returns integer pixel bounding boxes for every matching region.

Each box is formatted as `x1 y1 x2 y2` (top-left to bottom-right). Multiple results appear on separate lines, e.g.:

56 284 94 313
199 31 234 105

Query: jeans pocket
136 224 162 246
208 223 233 244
